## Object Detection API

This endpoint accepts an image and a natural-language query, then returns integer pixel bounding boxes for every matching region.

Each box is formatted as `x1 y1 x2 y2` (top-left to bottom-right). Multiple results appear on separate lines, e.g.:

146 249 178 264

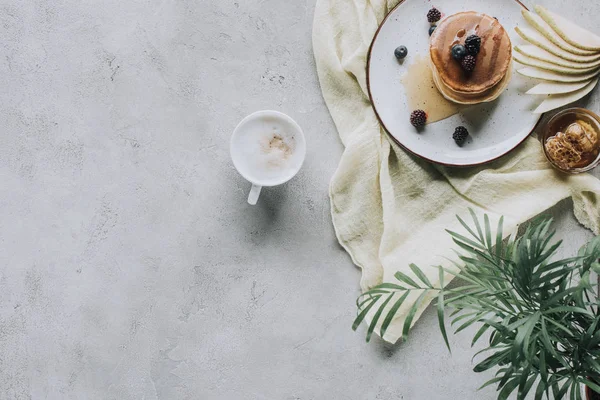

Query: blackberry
451 44 467 60
429 25 437 36
453 126 469 145
410 110 427 128
461 55 476 72
465 34 481 55
427 7 442 23
394 45 408 60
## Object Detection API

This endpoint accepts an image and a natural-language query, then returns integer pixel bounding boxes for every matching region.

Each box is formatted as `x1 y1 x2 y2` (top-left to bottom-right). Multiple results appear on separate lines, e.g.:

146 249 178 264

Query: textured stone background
0 0 599 399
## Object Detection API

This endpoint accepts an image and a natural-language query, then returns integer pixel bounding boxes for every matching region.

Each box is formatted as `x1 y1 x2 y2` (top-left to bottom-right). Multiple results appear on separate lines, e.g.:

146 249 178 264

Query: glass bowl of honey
542 108 600 174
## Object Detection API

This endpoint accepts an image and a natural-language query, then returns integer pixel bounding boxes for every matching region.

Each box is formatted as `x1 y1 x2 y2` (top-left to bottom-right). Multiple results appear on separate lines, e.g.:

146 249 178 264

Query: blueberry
429 25 437 36
394 45 408 60
451 44 467 61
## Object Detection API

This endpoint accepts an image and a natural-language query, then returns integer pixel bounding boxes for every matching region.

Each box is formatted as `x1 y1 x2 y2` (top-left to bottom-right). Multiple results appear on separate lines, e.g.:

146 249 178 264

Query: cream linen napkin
312 0 600 343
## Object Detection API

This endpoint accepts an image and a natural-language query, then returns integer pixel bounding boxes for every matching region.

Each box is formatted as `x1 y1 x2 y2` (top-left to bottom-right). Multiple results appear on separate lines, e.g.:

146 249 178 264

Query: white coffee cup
231 110 306 205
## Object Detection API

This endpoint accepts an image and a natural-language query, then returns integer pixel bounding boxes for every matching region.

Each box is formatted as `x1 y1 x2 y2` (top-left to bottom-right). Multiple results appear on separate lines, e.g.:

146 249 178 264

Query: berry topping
465 34 481 56
427 7 442 23
394 45 408 60
410 110 427 128
453 126 469 146
461 55 477 72
429 25 437 36
451 44 467 60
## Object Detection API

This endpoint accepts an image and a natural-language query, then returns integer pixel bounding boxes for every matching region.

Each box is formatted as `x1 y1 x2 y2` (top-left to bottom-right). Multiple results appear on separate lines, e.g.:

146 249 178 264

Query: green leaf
446 230 488 252
438 263 476 281
534 378 547 400
451 240 499 267
357 289 394 298
552 379 560 399
518 374 537 400
366 293 394 342
479 318 511 335
505 316 532 332
536 240 563 267
471 323 491 347
352 296 380 332
543 306 593 316
574 382 582 400
588 329 600 349
581 311 600 343
379 291 410 340
454 313 487 334
511 312 540 366
557 378 572 399
540 318 570 370
402 290 429 339
450 310 482 326
496 216 505 259
468 208 485 242
579 235 600 261
394 271 421 289
368 282 409 291
457 214 482 243
539 349 548 385
534 266 579 288
543 316 573 336
498 376 521 400
582 379 600 395
540 287 582 308
484 214 493 252
357 296 375 310
478 376 503 390
533 257 582 278
437 267 450 352
498 366 516 389
473 343 508 361
409 264 433 288
474 348 511 372
583 355 600 374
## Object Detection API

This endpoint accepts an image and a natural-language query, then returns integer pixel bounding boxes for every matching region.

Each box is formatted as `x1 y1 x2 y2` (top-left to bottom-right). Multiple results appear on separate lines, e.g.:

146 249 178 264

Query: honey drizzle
400 55 463 124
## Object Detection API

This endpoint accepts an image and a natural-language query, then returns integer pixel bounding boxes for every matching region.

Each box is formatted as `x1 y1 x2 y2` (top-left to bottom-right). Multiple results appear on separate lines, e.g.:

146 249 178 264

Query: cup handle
248 184 262 205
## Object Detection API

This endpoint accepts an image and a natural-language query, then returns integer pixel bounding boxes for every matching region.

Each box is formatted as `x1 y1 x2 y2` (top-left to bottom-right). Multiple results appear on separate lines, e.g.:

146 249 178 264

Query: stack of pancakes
430 12 513 104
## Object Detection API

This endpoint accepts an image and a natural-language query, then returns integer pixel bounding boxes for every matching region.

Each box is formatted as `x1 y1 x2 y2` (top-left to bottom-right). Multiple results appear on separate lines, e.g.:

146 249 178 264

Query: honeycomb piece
564 123 595 153
577 120 598 147
545 135 582 169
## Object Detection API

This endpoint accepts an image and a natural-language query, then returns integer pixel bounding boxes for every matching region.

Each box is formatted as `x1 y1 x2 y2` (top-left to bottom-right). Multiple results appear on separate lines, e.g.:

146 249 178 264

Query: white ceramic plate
368 0 541 166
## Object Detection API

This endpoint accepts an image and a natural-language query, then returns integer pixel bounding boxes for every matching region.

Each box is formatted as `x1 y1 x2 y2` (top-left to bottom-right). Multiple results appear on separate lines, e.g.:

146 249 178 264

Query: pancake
432 61 513 104
430 12 512 96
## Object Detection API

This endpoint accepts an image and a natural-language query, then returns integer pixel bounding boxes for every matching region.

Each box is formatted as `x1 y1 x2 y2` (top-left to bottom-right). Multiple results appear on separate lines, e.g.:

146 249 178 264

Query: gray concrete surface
0 0 598 399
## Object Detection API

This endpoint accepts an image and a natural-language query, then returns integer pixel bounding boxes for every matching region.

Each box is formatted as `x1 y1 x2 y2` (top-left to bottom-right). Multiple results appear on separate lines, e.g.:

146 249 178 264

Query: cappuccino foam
231 115 303 185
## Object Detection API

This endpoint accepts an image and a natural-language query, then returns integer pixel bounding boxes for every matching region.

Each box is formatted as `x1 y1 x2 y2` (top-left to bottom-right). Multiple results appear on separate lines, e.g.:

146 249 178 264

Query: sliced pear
534 78 599 113
522 10 597 56
535 5 600 51
515 27 600 62
514 53 600 75
527 80 591 95
515 45 600 69
518 67 600 83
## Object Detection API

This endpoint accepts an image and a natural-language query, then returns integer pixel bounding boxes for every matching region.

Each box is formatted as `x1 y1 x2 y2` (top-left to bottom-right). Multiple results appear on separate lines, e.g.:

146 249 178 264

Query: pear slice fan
515 6 600 113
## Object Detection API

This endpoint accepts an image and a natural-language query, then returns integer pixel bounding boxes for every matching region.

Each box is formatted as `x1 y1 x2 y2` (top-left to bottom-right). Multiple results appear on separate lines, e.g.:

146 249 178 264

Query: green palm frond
353 209 600 400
